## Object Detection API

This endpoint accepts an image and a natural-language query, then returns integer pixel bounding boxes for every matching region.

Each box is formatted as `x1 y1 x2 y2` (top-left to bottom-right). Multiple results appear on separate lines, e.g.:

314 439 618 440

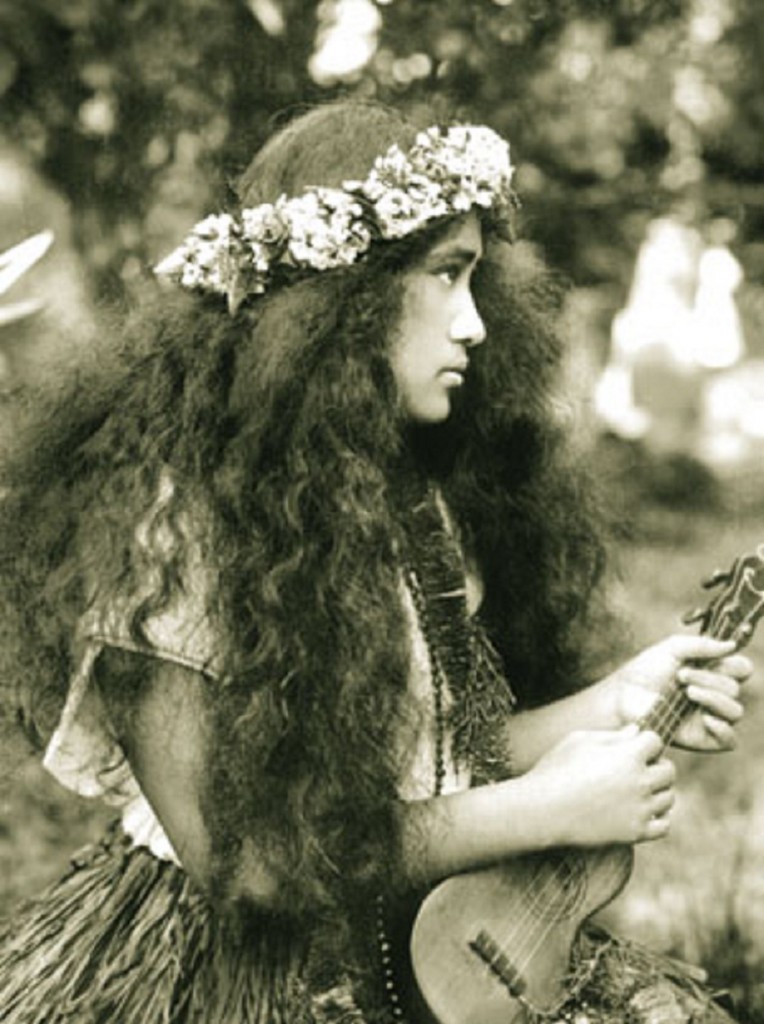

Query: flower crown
154 124 516 312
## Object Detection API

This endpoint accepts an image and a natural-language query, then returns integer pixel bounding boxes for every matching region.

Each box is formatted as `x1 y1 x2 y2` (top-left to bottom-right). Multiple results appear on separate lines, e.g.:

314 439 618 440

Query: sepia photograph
1 1 763 1021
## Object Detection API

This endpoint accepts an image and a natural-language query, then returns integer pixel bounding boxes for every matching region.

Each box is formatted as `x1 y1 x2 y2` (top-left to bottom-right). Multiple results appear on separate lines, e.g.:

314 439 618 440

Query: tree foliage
0 0 321 297
1 0 763 302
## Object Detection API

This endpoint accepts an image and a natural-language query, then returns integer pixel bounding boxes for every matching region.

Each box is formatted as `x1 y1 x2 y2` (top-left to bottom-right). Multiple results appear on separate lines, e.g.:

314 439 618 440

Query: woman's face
390 213 486 424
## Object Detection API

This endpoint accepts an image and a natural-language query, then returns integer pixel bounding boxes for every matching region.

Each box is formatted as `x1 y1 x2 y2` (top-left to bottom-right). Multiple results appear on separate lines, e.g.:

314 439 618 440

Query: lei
397 476 517 786
154 124 516 311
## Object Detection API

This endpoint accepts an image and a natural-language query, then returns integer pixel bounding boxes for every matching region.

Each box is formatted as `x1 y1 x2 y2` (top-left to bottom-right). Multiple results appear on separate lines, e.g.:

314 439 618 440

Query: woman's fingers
634 728 663 762
680 684 737 724
701 714 737 749
678 665 741 696
667 637 753 680
642 781 675 842
644 813 671 841
650 787 675 817
685 685 743 723
663 634 737 663
715 653 754 680
678 666 744 721
646 759 676 793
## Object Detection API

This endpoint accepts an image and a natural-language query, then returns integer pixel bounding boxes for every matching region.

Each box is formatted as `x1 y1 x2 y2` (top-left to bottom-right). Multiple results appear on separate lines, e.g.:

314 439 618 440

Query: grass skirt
562 924 736 1024
0 826 738 1024
0 826 312 1024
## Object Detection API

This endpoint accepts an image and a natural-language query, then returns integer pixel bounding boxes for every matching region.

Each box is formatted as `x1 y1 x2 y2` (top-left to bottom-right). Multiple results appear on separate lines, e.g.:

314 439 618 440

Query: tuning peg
735 622 754 647
682 607 709 627
701 569 730 589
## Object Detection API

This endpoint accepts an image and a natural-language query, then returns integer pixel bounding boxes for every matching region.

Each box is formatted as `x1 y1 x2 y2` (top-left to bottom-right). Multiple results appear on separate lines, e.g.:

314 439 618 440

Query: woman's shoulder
84 465 224 679
39 467 226 855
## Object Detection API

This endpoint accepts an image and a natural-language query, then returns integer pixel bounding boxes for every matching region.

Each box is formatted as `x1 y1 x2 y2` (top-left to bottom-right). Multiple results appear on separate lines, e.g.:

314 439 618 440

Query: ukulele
409 544 764 1024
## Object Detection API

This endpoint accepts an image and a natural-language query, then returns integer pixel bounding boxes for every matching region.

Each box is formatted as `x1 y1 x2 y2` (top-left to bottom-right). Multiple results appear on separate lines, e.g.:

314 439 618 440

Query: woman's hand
528 726 676 847
606 635 751 752
398 724 678 884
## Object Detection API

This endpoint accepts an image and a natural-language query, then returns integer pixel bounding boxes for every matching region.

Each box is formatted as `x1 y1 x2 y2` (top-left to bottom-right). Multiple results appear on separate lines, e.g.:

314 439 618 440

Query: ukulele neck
638 548 764 746
639 687 695 746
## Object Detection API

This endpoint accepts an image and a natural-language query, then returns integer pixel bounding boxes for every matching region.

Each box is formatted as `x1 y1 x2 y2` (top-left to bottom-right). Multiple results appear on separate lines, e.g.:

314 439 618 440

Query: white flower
277 188 371 269
242 204 285 245
372 189 417 237
155 122 516 304
155 213 238 295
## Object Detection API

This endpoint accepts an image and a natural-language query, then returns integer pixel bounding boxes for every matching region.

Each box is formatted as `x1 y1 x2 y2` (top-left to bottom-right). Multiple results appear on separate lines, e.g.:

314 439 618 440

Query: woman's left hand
609 634 753 752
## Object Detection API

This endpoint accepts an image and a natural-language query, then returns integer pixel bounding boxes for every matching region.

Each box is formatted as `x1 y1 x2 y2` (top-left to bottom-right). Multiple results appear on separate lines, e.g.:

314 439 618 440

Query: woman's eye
435 265 461 285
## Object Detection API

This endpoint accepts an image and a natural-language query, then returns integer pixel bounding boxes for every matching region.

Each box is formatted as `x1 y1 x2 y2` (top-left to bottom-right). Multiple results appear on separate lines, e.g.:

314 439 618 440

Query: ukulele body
410 543 764 1024
410 844 634 1024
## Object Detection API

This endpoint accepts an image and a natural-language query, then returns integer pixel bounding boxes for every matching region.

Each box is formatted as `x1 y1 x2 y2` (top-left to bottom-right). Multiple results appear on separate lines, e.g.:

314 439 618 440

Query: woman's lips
440 365 467 387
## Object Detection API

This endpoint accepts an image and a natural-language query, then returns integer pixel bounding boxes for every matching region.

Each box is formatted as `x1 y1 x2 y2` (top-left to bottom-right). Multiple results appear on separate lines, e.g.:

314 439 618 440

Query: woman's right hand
399 724 676 886
527 726 676 848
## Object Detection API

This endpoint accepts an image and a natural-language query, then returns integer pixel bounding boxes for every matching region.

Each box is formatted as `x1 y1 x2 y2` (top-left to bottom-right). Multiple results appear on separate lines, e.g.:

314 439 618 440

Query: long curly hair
0 101 612 922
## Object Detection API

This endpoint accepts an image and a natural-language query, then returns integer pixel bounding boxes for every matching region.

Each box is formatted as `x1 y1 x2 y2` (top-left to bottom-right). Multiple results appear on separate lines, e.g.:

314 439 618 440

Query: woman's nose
450 292 486 348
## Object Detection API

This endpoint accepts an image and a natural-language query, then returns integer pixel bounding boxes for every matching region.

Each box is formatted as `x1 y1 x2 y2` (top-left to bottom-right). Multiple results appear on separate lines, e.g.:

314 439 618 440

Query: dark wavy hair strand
0 101 613 925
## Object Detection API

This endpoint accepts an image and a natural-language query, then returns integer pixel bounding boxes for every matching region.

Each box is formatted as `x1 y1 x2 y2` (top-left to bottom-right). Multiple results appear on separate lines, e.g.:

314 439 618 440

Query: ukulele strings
643 690 692 742
488 658 716 991
493 853 601 991
489 848 602 984
428 566 764 1014
494 691 685 970
643 612 736 742
504 842 642 993
481 619 741 996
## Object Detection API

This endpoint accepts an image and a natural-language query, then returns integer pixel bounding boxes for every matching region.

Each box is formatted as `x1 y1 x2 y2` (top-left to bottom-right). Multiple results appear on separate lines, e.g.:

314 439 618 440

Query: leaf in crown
683 543 764 646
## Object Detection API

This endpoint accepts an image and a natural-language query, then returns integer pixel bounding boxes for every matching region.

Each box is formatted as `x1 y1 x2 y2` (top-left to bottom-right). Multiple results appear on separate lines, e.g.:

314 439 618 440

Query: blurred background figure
694 220 764 472
593 213 760 491
693 219 745 374
594 216 706 453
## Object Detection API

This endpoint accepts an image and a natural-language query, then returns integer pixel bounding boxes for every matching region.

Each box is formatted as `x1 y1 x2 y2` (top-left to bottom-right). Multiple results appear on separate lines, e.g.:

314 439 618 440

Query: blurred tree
368 0 764 289
1 0 763 313
0 0 322 299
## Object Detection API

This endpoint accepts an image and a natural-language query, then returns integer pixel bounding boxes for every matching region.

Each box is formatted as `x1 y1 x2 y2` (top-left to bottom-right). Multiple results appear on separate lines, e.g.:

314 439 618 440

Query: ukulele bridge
469 929 527 997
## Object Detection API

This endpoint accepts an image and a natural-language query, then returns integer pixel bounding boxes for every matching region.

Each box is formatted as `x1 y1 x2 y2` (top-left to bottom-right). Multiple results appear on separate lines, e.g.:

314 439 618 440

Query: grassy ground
601 500 764 1022
2 487 764 1018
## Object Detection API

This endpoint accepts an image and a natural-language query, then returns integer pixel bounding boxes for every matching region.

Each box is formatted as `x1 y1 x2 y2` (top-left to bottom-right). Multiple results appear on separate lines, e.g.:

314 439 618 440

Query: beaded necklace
375 480 516 1022
399 480 516 782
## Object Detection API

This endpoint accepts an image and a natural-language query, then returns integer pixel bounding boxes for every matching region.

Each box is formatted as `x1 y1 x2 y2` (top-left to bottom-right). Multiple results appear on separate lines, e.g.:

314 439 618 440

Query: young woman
0 101 750 1024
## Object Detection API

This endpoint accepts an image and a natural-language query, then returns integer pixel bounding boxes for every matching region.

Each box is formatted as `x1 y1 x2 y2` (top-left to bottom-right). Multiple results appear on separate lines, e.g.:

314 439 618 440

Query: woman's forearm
396 680 625 888
396 677 625 887
397 698 681 889
397 774 571 888
504 677 620 774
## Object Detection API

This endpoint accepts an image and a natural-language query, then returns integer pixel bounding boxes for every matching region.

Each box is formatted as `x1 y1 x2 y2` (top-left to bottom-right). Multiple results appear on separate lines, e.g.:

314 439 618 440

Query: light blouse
43 472 478 867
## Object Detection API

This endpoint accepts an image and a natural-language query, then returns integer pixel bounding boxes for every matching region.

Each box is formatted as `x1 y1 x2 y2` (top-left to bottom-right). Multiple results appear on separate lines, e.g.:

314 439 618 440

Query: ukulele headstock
683 543 764 646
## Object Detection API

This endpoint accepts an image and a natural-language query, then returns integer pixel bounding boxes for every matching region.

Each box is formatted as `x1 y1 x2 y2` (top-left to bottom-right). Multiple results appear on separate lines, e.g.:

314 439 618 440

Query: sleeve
42 471 222 863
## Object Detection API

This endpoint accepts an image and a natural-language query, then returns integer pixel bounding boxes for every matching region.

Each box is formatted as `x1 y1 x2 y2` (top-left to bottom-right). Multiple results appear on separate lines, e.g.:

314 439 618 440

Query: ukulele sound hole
527 851 586 922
